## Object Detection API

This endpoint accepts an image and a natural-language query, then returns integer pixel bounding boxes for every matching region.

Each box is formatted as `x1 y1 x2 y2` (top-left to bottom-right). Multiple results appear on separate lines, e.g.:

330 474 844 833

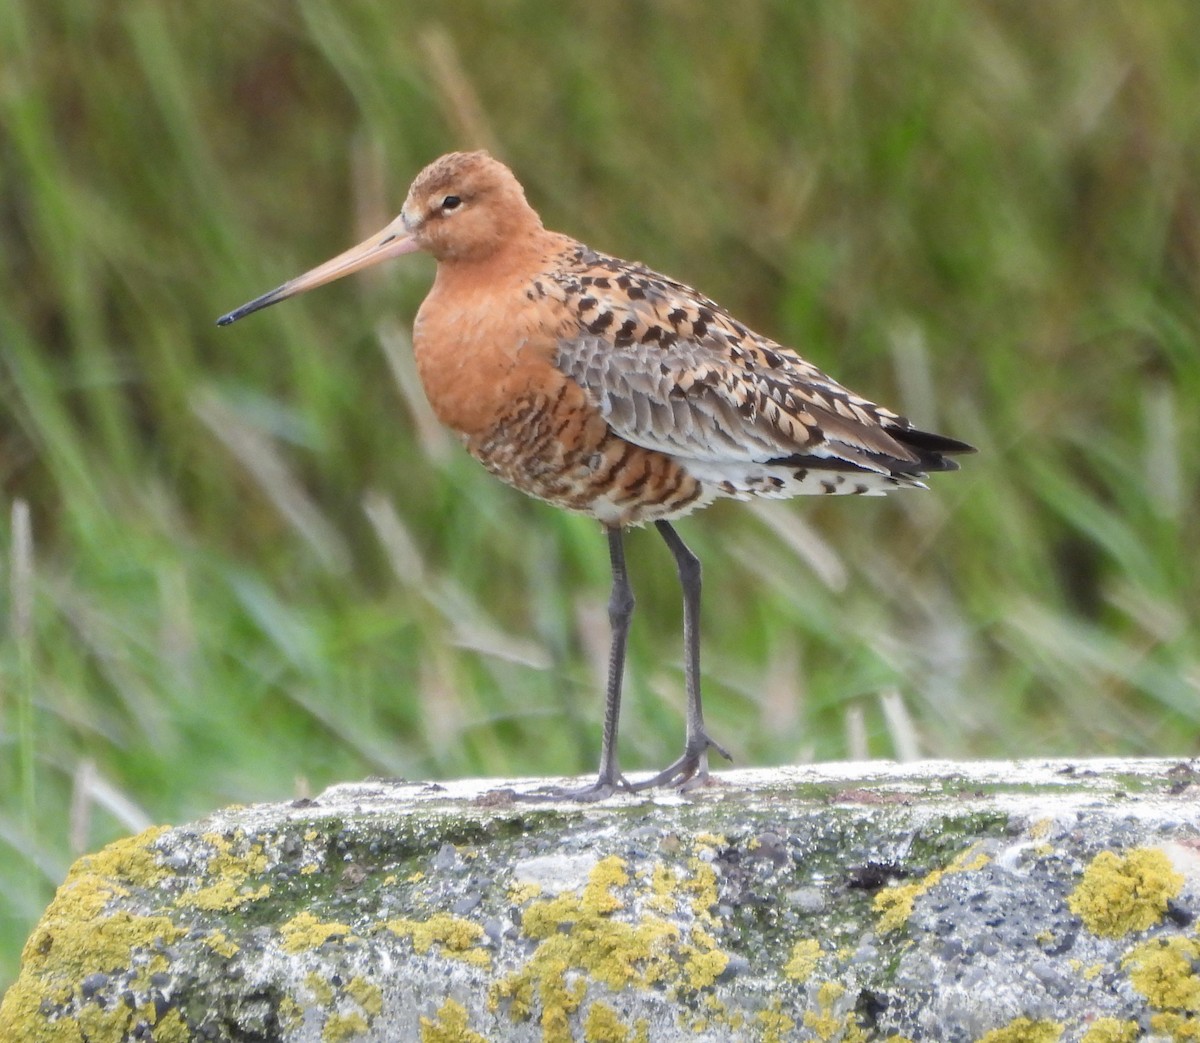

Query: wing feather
548 248 972 478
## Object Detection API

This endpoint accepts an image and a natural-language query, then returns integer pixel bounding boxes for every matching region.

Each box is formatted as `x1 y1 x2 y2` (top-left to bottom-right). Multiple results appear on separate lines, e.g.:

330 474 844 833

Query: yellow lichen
323 1010 369 1041
151 1008 192 1043
490 854 727 1042
508 881 544 905
1149 1012 1200 1040
203 930 240 959
589 856 631 906
179 832 271 911
1030 818 1054 840
702 992 730 1026
723 1008 746 1033
784 939 822 982
73 1001 142 1041
645 863 679 914
803 982 869 1043
1080 1018 1139 1043
501 889 676 1001
22 832 162 967
280 911 352 953
1 905 183 1039
683 945 729 989
976 1017 1064 1042
682 858 720 921
958 849 992 872
0 826 194 1041
73 1003 126 1039
818 982 844 1004
419 998 488 1043
180 877 271 911
346 976 384 1017
384 913 491 967
583 1000 631 1043
874 844 991 933
0 977 71 1043
41 995 189 1043
201 831 269 875
756 1001 797 1043
1068 848 1183 937
803 1002 842 1040
305 972 336 1006
279 995 305 1033
1123 936 1200 1010
36 906 181 979
72 825 173 890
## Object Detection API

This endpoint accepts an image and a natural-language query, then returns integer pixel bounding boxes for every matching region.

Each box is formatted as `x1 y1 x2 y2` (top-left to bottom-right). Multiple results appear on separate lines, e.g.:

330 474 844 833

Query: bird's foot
510 773 633 803
631 731 733 792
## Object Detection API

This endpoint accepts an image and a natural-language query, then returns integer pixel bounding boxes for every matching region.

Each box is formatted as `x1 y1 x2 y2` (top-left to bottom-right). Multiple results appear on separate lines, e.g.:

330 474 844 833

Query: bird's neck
431 227 571 295
413 230 575 438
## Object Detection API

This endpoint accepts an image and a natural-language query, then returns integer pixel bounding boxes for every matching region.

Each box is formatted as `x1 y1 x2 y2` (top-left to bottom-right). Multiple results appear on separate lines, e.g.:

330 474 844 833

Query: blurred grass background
1 0 1198 983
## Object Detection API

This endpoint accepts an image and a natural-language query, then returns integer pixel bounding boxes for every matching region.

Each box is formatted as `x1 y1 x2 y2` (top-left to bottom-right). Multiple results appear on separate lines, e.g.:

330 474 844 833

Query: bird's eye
441 195 462 211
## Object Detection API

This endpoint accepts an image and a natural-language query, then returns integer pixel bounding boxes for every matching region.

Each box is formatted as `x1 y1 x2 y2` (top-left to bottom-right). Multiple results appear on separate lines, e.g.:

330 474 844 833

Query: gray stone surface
3 758 1200 1042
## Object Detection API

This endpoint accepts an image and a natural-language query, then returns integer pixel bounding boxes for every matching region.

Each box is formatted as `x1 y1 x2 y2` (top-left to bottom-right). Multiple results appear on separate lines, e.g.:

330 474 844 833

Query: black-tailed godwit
219 151 973 799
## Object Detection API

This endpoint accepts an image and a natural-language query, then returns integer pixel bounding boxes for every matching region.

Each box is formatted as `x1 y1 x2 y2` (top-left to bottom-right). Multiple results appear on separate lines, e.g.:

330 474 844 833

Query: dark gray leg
518 526 633 802
593 525 634 789
633 521 731 789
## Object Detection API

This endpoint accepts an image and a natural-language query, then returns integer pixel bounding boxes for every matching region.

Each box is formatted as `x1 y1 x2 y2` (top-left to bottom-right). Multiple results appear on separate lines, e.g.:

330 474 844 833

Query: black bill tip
216 285 289 327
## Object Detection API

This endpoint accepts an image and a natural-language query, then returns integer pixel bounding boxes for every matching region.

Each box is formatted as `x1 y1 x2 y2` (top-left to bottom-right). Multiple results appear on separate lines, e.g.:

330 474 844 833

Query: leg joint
658 521 701 589
674 544 701 588
608 581 635 625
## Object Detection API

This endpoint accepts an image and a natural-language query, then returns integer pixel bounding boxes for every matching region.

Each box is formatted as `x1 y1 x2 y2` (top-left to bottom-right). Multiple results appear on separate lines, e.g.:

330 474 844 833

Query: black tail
891 426 976 473
766 424 975 479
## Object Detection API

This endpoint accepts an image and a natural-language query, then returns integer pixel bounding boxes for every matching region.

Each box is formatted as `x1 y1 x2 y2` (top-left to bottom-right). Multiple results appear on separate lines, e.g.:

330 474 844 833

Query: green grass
2 1 1199 984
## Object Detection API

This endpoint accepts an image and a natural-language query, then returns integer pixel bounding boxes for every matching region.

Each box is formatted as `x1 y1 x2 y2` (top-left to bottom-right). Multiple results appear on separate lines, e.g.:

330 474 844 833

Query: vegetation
1 1 1197 983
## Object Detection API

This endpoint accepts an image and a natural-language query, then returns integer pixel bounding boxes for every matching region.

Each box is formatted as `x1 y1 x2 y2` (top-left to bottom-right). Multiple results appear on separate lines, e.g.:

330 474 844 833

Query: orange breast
411 261 705 526
412 262 559 437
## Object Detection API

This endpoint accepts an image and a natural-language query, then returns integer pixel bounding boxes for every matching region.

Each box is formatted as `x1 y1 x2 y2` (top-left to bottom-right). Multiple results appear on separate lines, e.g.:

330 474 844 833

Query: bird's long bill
216 217 420 326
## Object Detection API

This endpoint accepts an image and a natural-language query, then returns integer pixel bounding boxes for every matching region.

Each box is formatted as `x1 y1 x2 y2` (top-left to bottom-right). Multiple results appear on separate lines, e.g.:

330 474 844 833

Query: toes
629 767 684 792
631 758 699 792
707 737 733 762
510 778 624 802
627 732 733 793
678 771 726 793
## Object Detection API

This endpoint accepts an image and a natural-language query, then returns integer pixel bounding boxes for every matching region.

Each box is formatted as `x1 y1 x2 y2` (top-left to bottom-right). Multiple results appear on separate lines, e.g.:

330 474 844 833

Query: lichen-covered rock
2 759 1199 1042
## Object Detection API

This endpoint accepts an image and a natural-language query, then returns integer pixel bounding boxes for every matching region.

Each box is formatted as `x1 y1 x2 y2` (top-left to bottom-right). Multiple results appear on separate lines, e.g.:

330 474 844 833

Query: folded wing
551 252 972 480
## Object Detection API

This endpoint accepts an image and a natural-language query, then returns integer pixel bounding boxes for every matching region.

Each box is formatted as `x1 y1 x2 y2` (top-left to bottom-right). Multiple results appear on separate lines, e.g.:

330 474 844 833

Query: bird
218 150 974 800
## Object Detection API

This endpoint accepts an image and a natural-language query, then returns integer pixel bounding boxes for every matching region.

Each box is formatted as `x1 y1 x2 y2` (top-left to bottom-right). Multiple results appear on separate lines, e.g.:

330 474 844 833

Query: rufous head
399 151 542 263
217 151 541 326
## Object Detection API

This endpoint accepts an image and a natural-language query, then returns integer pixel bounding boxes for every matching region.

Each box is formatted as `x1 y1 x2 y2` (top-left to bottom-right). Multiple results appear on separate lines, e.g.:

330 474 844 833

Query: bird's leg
633 521 732 791
527 525 634 802
594 525 635 790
